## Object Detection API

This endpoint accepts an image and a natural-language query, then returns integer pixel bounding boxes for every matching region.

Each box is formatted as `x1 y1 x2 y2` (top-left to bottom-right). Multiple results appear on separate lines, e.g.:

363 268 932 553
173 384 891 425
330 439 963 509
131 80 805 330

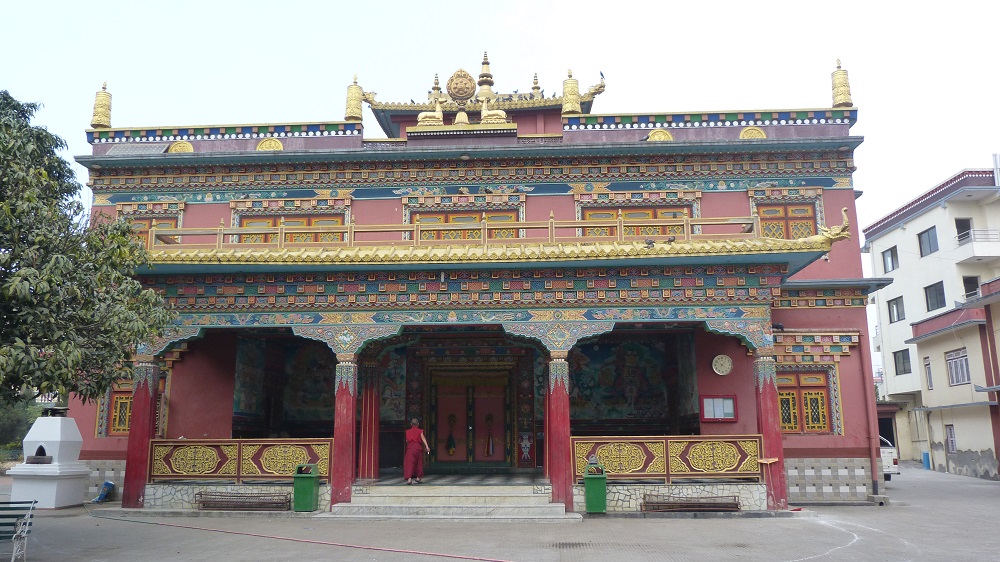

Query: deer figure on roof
479 96 507 124
416 97 445 126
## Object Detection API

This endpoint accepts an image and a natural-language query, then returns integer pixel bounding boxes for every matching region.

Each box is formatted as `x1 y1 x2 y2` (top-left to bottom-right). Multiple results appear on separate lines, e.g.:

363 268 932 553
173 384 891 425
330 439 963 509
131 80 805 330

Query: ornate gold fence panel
571 435 763 484
149 439 332 483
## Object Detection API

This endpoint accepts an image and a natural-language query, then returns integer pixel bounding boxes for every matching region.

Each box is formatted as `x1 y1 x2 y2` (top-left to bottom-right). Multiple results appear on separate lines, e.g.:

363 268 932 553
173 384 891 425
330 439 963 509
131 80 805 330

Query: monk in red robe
404 418 430 484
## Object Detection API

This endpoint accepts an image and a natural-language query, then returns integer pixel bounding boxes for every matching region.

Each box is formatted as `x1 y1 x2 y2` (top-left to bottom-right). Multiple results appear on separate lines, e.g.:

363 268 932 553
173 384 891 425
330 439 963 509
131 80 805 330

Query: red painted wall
694 330 757 435
163 331 237 439
789 189 863 280
72 396 128 460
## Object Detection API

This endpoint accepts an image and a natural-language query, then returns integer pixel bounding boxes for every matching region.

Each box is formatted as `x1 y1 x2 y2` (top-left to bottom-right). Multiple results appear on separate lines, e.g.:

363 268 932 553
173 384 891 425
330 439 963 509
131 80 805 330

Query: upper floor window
413 210 518 240
239 215 345 243
955 218 972 244
946 348 971 386
924 356 933 390
963 276 981 300
887 296 905 323
777 372 831 434
582 206 690 238
131 217 178 246
893 349 912 375
918 226 938 257
924 281 946 311
882 246 899 273
758 203 817 239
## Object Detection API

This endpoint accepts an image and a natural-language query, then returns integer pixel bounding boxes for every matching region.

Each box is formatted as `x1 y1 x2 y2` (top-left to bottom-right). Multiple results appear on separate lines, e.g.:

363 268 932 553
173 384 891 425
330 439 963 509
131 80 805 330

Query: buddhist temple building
70 54 885 514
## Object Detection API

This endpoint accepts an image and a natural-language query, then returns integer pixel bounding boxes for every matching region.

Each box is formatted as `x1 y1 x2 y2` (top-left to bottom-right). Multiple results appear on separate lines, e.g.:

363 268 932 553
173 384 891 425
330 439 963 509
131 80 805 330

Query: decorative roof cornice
86 121 360 144
563 108 857 130
863 169 997 241
143 233 842 272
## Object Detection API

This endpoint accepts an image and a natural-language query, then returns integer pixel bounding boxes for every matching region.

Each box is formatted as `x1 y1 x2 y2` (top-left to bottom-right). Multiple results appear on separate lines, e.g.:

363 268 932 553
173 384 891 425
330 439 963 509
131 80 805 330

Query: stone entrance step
320 484 581 522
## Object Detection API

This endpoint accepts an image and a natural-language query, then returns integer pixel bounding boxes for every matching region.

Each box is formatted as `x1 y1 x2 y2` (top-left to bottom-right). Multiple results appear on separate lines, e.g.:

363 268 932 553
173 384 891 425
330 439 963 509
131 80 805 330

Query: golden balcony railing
146 214 762 251
571 435 764 484
149 439 332 483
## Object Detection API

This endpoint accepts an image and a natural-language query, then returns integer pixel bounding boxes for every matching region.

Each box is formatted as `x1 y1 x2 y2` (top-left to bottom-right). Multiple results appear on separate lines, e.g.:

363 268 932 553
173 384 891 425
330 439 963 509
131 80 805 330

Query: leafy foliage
0 91 175 404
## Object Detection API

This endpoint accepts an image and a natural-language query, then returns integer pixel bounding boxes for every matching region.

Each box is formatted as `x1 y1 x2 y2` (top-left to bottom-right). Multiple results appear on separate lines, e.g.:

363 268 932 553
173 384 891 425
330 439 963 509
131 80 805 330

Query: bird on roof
600 71 605 80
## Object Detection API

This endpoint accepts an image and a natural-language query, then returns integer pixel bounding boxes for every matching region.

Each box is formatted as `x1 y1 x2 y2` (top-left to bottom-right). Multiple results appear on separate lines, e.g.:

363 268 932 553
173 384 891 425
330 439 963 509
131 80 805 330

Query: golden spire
429 73 443 101
476 51 496 100
90 82 111 129
345 75 363 121
531 73 541 99
561 69 581 115
831 59 853 108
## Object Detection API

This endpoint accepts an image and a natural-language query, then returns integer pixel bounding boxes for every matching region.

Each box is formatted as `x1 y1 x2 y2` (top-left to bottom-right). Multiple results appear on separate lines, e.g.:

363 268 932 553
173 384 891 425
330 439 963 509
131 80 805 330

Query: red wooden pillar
122 362 158 508
332 354 358 504
754 352 788 510
547 352 572 511
357 363 380 480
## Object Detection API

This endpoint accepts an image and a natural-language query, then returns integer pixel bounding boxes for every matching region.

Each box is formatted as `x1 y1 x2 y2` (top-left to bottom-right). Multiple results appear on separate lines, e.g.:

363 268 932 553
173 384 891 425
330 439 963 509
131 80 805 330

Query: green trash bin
583 457 607 513
293 464 319 512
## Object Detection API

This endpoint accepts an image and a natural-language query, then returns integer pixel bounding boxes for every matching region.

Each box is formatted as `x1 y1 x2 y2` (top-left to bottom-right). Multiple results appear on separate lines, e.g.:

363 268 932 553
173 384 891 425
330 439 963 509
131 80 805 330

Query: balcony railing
957 229 1000 245
570 434 764 484
149 439 332 483
146 214 763 251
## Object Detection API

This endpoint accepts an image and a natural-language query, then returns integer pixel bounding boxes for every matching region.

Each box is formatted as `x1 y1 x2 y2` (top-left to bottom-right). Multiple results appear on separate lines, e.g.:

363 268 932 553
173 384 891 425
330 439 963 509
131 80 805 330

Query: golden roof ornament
561 70 581 115
831 59 853 108
446 68 476 125
345 75 363 122
476 51 496 100
90 82 112 129
531 73 541 99
429 74 445 101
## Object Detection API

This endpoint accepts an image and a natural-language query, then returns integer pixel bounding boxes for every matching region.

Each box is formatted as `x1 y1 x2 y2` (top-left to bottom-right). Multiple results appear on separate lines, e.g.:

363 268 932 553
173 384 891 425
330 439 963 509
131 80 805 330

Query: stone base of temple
142 483 332 511
83 459 126 503
572 483 768 512
785 457 874 503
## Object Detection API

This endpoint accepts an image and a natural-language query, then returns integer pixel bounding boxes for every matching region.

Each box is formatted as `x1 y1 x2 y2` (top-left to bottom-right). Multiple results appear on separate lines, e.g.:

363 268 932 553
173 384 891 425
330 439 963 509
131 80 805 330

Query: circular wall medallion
711 354 733 376
446 69 476 103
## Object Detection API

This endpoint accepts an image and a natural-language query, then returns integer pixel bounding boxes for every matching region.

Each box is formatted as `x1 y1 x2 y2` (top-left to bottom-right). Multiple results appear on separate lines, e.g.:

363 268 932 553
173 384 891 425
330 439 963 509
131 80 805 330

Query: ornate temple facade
70 54 884 512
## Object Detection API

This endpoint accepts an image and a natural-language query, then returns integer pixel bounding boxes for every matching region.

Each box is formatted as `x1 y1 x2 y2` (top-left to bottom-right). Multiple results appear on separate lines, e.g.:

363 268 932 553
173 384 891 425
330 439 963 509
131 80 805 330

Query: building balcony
905 307 987 344
137 214 842 274
952 229 1000 266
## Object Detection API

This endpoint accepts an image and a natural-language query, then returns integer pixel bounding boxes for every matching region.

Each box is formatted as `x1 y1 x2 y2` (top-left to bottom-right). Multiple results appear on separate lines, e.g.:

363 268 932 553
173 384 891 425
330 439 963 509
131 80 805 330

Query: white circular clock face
712 354 733 376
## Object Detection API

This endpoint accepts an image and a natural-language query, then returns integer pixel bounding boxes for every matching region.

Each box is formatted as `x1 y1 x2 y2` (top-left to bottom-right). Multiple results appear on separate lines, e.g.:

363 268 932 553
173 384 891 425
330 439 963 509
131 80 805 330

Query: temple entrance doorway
431 370 511 471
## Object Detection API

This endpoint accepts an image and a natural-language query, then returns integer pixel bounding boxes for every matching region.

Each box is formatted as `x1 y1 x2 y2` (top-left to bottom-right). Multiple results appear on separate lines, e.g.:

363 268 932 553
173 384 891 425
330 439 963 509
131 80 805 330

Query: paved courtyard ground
3 462 997 561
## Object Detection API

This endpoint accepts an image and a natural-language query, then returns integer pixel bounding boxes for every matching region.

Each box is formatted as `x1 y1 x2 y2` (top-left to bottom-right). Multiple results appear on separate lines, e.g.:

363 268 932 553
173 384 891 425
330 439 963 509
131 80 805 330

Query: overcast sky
5 0 999 239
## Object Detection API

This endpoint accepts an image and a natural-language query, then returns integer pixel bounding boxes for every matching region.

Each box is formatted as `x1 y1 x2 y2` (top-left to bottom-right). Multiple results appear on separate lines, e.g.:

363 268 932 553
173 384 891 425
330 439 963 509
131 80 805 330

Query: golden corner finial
561 70 581 115
567 69 573 78
483 51 489 62
346 75 364 121
90 82 112 129
831 59 853 108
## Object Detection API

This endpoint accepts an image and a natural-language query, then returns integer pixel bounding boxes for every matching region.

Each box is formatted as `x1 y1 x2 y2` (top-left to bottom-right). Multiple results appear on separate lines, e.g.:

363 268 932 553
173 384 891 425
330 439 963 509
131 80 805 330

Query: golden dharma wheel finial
90 82 112 129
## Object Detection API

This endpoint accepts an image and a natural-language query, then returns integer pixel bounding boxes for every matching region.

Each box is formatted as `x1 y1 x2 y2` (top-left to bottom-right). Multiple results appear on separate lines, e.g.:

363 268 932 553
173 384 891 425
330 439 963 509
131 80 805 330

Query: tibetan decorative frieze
149 439 332 483
143 266 786 313
773 332 858 364
571 435 763 484
86 151 854 192
772 287 868 308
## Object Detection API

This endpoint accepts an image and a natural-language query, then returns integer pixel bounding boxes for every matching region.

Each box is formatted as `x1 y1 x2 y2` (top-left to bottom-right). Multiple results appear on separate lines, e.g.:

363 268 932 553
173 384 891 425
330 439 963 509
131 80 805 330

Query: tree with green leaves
0 90 175 405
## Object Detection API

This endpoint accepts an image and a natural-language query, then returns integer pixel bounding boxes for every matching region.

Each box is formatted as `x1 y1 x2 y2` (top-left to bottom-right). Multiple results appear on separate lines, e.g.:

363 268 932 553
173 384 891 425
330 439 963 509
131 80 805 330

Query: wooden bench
194 491 290 511
642 494 740 512
1 500 37 562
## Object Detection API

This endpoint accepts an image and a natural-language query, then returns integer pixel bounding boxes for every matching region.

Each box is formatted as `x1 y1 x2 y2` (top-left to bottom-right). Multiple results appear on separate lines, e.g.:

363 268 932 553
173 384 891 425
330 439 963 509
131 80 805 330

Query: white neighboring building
863 164 1000 479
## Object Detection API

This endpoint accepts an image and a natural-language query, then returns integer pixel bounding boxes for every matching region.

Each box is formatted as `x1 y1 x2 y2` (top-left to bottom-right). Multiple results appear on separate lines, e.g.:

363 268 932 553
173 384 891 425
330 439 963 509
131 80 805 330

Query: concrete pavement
3 462 998 561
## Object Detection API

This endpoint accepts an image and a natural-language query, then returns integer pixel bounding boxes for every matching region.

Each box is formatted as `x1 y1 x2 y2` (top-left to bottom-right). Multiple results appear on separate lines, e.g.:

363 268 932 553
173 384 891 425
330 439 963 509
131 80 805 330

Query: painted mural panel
378 347 407 422
283 342 336 421
569 338 669 419
234 337 265 417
